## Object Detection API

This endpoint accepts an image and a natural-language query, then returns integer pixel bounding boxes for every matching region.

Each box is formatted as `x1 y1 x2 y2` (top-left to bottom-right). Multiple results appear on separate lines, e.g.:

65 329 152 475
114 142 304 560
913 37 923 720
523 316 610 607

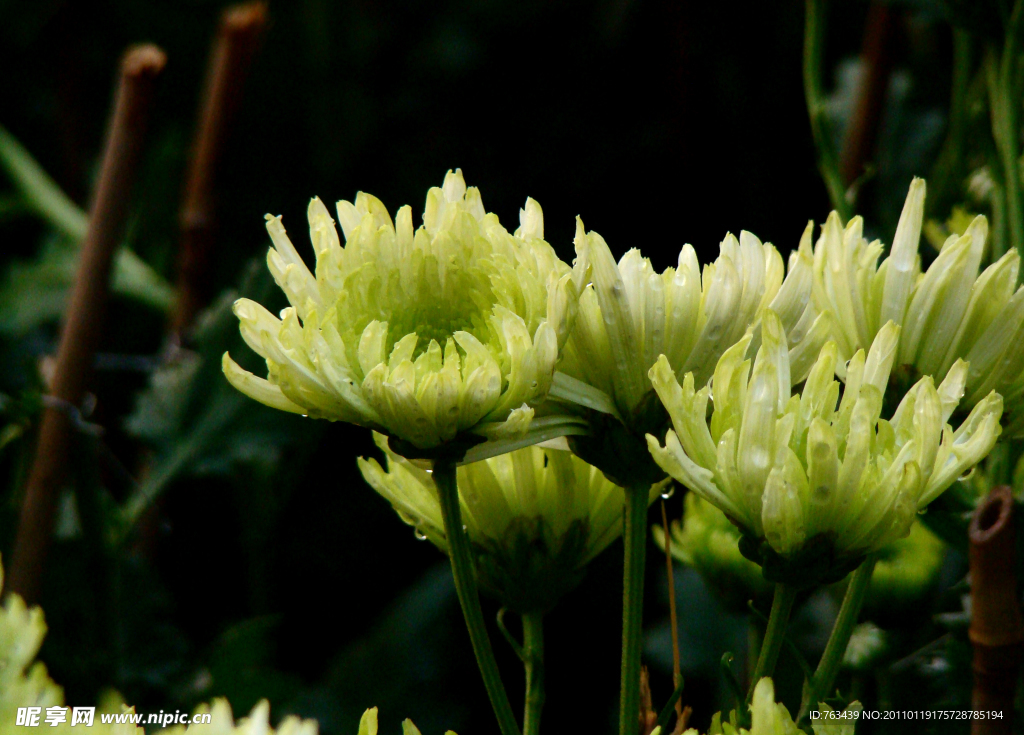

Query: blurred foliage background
0 0 981 733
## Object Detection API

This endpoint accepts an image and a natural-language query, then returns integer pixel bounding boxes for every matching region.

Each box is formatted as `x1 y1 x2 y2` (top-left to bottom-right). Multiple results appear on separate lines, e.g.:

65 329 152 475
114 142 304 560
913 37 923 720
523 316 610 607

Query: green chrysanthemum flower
359 433 662 611
223 170 581 457
0 559 62 725
0 558 144 735
354 707 455 735
811 178 1024 434
555 218 829 424
647 309 1002 584
167 701 317 735
652 492 771 612
672 677 860 735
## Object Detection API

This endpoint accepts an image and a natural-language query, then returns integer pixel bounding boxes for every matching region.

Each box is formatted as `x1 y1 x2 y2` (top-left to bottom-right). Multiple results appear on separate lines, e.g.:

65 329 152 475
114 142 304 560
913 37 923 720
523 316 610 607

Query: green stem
803 0 852 222
800 556 877 720
619 483 650 735
747 583 798 699
522 612 545 735
433 461 521 735
987 1 1024 260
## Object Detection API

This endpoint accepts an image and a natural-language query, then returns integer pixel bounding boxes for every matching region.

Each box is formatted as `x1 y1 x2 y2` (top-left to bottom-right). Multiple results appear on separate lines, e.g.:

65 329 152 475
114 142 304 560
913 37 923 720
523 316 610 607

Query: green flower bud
862 521 945 619
652 493 771 612
224 170 583 458
811 178 1024 435
359 433 662 612
647 310 1002 586
841 622 887 671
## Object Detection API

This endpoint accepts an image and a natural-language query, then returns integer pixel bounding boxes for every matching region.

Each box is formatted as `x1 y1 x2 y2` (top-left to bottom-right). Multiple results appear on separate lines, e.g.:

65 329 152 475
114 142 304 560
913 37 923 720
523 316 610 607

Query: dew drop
957 466 976 482
661 486 676 500
301 414 309 418
414 529 428 541
462 524 468 532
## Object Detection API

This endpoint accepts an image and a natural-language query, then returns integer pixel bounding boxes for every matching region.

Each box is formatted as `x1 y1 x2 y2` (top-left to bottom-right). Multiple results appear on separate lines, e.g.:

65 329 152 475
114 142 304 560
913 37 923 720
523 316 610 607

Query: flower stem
747 583 798 699
803 0 852 222
619 483 650 735
433 461 521 735
522 612 545 735
800 556 877 720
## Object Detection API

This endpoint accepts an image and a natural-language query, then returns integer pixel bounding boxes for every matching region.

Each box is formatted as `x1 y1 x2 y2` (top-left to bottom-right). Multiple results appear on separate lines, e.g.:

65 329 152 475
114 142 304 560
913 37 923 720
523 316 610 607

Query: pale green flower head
355 707 455 735
167 701 317 735
652 492 771 612
812 177 1024 434
679 678 860 735
223 170 580 457
647 309 1002 585
359 433 661 611
0 559 62 725
555 218 799 426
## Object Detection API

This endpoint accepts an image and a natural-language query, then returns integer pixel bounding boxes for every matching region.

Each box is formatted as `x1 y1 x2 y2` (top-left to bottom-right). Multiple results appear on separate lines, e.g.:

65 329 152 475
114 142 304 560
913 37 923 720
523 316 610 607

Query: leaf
120 260 321 534
0 124 175 332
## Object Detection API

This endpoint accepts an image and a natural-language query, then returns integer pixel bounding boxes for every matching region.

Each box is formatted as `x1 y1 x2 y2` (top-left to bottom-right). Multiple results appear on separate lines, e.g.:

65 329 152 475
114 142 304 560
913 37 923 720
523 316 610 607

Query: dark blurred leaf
121 260 322 535
287 563 469 735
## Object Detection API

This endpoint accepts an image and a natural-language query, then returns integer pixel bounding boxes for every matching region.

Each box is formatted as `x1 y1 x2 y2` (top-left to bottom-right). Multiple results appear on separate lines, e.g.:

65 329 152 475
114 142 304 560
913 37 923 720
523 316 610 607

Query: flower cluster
647 310 1002 582
223 170 580 455
811 178 1024 434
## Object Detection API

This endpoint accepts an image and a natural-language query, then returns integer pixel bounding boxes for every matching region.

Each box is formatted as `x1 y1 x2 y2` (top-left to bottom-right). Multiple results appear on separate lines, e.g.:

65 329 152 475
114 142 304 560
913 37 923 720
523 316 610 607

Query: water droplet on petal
958 466 976 482
414 529 428 541
661 486 676 500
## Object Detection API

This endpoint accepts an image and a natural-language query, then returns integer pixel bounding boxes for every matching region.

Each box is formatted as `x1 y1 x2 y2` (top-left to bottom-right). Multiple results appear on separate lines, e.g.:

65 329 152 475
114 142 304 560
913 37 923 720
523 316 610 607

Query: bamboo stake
8 45 166 603
172 2 268 338
969 485 1024 735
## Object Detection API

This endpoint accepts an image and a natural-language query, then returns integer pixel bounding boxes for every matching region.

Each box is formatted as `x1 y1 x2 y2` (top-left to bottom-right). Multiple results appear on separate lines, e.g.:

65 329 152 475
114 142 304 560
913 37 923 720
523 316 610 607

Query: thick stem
522 612 545 735
800 556 877 720
804 0 852 221
433 461 521 735
619 483 650 735
747 583 798 699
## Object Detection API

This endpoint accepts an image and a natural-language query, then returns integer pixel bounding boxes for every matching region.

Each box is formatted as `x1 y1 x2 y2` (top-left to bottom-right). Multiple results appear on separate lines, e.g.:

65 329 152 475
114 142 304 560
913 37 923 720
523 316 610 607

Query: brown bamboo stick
8 45 166 603
172 1 268 338
969 485 1024 735
839 2 897 188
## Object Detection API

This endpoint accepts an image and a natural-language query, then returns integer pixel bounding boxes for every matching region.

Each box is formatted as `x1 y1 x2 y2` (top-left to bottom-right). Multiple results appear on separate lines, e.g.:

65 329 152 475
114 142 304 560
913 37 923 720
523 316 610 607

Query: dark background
0 1 955 733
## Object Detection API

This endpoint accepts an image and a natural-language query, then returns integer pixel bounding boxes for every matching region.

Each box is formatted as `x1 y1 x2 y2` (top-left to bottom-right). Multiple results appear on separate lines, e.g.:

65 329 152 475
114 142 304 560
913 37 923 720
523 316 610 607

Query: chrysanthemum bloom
652 492 771 612
647 310 1002 585
0 562 62 722
223 170 581 459
811 177 1024 434
166 701 317 735
673 678 859 735
353 708 454 735
0 559 144 735
360 433 661 612
554 218 830 432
